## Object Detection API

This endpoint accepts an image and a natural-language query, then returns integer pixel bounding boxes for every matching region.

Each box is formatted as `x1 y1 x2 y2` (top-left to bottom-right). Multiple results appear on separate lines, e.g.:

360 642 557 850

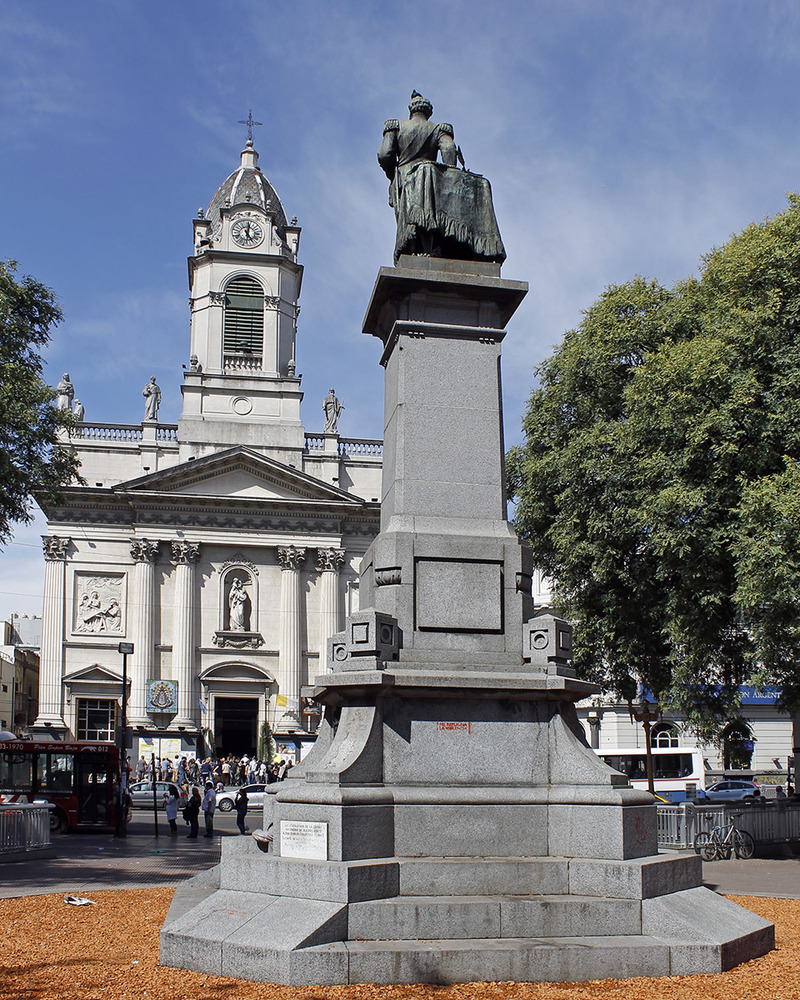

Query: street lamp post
116 641 134 837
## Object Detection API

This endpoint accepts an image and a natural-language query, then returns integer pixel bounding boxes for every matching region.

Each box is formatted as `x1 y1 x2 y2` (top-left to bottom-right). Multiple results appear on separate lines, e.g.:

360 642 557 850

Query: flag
275 694 287 707
198 698 207 713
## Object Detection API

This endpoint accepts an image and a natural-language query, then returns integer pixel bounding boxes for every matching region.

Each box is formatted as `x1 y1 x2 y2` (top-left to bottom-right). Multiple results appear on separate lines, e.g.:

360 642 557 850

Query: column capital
42 535 70 561
316 547 345 573
171 540 201 565
131 538 160 563
277 545 306 571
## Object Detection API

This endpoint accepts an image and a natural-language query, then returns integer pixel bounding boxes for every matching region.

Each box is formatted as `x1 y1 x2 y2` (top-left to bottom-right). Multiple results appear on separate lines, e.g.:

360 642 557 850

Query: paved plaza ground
1 809 799 899
2 823 800 1000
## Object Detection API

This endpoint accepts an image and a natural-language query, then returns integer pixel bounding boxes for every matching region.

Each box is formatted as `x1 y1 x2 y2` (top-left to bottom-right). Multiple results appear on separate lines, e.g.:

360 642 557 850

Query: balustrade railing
338 438 383 458
303 435 384 457
224 354 263 372
71 422 143 442
0 803 53 853
657 801 800 850
69 422 179 445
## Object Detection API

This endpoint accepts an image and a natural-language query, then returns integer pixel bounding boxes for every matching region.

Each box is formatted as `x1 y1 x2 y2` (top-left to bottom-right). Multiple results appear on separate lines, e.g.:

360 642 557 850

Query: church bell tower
179 133 304 463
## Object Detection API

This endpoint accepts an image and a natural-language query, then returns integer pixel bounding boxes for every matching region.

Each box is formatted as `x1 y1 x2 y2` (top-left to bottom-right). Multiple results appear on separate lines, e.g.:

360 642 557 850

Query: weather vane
238 110 263 143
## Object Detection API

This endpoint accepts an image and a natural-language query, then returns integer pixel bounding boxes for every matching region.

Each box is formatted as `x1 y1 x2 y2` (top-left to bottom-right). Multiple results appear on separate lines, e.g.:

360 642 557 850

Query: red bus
0 738 120 833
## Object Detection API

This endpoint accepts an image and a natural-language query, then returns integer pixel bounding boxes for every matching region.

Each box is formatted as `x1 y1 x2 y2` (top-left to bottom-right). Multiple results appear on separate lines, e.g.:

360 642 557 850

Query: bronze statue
378 92 506 265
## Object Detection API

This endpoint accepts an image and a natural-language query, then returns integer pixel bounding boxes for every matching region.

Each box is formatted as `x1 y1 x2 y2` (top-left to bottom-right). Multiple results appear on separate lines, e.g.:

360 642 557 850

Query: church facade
32 138 382 761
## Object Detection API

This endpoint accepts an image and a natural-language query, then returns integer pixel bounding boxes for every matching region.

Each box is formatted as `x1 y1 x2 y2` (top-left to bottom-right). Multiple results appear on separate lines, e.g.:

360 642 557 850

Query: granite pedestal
161 258 773 984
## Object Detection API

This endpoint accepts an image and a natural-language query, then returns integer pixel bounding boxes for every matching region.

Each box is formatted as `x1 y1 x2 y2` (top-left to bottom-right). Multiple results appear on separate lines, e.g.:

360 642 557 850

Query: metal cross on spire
238 110 263 143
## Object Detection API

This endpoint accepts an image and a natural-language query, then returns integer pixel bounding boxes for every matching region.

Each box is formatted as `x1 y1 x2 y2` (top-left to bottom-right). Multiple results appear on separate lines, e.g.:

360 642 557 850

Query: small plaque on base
280 820 328 860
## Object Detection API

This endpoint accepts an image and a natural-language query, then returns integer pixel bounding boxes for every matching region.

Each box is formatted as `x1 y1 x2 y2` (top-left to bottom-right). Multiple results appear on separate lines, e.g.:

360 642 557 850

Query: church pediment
115 447 364 505
64 664 122 684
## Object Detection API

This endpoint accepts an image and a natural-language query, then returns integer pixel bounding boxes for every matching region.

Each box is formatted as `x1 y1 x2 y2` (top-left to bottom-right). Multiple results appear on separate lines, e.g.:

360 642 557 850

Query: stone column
315 548 345 673
128 539 160 725
33 536 71 729
170 541 200 727
277 546 306 726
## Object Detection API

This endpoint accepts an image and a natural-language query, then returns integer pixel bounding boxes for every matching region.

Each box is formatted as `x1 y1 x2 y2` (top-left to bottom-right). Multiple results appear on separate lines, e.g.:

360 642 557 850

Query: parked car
702 779 761 802
216 783 268 812
128 781 188 809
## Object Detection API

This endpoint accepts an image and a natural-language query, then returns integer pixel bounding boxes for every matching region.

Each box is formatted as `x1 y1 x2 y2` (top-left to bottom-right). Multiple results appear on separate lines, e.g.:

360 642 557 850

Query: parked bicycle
694 817 756 861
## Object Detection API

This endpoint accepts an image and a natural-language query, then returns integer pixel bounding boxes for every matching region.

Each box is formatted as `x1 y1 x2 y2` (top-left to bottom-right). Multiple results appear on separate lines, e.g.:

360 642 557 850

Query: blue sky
3 0 800 622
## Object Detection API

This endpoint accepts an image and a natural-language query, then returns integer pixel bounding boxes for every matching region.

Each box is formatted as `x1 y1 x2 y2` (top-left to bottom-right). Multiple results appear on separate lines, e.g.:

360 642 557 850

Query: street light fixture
116 641 134 837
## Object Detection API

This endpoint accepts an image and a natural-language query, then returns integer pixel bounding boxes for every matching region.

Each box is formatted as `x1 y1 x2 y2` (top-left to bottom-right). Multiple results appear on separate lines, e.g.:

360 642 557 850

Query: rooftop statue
378 91 506 266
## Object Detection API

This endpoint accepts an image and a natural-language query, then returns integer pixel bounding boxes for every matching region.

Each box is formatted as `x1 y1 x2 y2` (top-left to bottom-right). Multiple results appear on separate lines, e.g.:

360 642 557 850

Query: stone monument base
161 843 773 986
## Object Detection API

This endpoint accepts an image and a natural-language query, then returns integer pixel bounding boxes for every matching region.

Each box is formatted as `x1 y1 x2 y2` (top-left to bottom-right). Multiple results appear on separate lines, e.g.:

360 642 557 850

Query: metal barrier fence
0 803 53 853
657 801 800 850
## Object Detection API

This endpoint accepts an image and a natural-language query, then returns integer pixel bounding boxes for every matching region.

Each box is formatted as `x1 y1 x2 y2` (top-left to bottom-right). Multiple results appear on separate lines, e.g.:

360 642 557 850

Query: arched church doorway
214 697 259 757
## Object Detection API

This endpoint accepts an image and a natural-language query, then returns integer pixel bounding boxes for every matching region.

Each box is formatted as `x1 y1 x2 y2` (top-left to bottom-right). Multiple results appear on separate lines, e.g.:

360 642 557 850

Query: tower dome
206 139 289 234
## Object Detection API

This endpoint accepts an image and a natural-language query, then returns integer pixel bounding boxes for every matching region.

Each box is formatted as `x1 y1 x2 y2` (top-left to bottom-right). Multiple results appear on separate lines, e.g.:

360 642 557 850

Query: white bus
595 746 706 802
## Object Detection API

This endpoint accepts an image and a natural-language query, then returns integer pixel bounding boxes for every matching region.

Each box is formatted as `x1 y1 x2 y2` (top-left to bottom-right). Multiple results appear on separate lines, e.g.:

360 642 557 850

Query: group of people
132 752 295 841
133 752 294 788
158 780 251 839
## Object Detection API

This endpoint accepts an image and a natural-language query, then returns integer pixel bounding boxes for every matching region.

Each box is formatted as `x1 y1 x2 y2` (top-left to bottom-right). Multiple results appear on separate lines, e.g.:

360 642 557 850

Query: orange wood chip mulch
0 889 797 1000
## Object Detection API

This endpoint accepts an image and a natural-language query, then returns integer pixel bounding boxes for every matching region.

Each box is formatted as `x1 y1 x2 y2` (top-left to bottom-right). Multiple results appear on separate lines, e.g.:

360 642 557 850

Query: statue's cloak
389 161 506 264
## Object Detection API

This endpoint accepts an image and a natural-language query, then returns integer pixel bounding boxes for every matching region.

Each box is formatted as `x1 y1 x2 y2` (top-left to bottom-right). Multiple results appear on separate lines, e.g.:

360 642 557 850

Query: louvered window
223 276 264 354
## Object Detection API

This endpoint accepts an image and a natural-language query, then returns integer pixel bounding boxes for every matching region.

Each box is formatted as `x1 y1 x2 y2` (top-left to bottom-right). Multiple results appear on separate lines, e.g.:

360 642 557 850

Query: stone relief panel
73 572 126 635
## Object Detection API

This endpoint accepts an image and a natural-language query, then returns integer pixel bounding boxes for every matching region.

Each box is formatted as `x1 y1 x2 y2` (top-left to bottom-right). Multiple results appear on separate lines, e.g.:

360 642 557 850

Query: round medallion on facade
232 396 253 415
231 217 264 248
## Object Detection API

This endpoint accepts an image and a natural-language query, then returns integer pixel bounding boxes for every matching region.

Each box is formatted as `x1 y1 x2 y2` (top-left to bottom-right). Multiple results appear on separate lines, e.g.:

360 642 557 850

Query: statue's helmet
408 91 433 118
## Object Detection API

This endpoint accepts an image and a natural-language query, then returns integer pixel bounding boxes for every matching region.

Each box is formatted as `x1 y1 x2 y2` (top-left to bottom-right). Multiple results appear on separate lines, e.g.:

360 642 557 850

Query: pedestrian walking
184 787 201 838
165 784 181 834
234 787 249 835
201 781 216 837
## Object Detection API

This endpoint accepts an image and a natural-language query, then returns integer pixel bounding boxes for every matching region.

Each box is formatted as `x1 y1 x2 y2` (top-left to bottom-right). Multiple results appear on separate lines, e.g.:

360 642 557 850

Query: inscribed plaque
280 820 328 860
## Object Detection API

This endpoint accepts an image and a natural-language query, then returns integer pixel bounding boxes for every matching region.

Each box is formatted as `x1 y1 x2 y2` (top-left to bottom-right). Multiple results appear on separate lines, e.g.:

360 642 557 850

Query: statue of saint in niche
227 576 250 632
378 91 506 266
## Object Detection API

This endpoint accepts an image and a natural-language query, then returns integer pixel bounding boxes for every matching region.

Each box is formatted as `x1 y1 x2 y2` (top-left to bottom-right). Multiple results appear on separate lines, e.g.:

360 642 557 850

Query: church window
77 698 116 742
223 276 264 355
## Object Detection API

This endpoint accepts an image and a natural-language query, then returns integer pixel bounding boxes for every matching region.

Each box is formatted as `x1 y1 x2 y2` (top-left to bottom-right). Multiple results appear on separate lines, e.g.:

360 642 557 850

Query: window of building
651 724 680 748
223 276 264 355
722 720 754 770
77 699 116 742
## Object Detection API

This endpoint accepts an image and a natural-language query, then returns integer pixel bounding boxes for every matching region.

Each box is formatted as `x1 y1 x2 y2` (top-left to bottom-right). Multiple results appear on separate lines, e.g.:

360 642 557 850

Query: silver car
128 781 188 809
702 779 761 802
216 783 268 812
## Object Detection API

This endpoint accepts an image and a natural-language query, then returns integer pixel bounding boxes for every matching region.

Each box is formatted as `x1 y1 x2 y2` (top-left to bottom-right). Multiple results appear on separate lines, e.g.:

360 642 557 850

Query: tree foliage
0 260 81 543
513 196 800 729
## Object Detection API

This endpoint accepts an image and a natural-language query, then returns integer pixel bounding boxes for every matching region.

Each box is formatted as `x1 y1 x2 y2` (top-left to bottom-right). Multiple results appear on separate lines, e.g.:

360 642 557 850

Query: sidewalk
0 816 224 899
3 825 799 900
700 852 800 899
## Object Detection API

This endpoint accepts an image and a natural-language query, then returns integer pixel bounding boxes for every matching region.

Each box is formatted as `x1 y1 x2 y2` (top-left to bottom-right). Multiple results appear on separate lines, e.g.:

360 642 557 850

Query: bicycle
693 818 755 861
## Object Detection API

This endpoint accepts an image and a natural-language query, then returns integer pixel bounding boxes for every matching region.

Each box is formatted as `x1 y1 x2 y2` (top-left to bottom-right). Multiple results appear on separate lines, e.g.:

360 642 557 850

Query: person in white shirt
201 781 216 837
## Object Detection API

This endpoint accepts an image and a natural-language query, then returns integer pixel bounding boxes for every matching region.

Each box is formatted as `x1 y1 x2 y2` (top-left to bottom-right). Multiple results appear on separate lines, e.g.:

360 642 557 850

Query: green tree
0 260 81 542
513 196 800 730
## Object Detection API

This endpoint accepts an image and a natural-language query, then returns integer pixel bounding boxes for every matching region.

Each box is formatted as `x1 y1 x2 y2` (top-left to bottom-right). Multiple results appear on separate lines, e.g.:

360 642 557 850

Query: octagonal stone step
348 893 641 940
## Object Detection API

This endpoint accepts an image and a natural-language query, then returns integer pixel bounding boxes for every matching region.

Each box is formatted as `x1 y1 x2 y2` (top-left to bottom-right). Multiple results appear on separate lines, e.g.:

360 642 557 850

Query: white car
128 781 188 810
216 783 268 812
